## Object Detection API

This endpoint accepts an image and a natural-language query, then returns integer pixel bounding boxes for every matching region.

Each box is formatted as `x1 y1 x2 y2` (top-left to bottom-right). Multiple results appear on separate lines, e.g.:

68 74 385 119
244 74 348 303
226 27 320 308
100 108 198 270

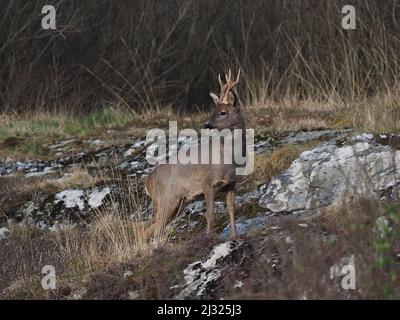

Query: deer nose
204 123 214 129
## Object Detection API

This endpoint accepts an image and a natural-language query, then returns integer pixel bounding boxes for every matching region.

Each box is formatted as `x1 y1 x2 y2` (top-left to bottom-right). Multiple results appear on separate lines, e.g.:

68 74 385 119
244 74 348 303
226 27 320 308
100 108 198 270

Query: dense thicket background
1 0 400 114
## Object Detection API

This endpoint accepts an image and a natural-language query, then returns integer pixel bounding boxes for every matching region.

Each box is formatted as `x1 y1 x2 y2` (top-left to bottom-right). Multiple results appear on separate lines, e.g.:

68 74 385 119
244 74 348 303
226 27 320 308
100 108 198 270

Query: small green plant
373 205 400 299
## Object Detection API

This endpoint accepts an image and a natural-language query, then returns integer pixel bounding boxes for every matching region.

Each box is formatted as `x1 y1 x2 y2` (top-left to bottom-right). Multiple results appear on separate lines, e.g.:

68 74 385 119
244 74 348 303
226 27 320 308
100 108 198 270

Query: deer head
205 68 244 130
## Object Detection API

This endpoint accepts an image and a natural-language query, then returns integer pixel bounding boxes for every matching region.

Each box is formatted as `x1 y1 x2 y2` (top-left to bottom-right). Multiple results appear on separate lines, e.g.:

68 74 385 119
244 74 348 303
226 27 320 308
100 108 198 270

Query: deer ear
209 92 220 105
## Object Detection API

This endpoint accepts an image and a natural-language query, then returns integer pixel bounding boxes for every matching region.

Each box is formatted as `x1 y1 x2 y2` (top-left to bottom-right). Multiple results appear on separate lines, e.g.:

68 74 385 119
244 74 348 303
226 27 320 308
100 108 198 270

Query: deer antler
218 68 241 103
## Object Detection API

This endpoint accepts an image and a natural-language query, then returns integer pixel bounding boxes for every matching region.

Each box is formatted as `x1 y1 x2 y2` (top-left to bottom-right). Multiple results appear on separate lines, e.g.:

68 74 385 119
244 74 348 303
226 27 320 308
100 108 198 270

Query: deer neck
217 123 246 167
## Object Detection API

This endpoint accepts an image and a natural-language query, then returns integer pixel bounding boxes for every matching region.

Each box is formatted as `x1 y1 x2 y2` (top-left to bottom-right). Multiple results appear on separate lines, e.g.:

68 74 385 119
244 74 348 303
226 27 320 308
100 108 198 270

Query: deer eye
220 111 227 116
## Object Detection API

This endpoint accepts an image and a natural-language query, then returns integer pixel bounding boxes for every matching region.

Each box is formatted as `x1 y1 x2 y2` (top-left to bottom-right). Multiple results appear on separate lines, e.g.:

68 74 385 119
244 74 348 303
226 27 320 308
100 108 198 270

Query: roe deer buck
145 69 245 240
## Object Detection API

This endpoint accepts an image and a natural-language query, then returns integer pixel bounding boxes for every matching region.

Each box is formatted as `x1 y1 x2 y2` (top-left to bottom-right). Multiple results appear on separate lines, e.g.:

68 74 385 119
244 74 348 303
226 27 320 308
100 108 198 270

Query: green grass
0 107 137 159
0 107 137 139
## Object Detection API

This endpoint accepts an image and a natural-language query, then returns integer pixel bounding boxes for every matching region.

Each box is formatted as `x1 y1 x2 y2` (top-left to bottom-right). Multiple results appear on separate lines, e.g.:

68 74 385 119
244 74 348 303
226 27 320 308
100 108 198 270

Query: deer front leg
226 190 237 239
205 191 215 233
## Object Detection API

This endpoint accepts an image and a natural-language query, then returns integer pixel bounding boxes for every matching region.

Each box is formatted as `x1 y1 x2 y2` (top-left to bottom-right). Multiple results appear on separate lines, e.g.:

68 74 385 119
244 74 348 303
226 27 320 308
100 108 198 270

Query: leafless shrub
1 1 400 114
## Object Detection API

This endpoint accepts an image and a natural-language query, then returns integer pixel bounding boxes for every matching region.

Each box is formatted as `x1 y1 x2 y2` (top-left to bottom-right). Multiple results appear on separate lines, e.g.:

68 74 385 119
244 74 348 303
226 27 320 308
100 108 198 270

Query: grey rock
0 137 151 177
220 215 272 239
176 241 241 299
253 140 273 154
12 187 112 229
260 141 400 213
182 200 226 216
235 187 266 205
351 133 374 142
281 129 351 145
0 227 11 240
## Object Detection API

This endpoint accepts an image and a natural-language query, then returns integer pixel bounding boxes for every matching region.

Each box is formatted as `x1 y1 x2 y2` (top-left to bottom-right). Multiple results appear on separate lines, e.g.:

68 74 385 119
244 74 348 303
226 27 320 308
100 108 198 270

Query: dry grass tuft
38 166 99 192
239 145 301 192
352 95 400 134
53 172 165 268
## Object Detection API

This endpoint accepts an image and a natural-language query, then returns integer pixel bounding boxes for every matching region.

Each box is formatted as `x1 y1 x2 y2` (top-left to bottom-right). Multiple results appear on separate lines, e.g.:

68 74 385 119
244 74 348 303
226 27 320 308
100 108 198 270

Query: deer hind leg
153 195 184 240
144 200 158 239
226 190 237 239
204 190 215 233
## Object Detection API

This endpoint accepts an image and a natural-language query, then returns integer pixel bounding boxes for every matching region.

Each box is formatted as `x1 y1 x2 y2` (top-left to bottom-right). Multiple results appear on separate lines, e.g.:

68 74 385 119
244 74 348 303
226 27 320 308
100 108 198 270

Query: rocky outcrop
12 187 112 229
176 241 242 299
1 129 350 177
0 129 372 231
0 138 149 177
260 141 400 213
